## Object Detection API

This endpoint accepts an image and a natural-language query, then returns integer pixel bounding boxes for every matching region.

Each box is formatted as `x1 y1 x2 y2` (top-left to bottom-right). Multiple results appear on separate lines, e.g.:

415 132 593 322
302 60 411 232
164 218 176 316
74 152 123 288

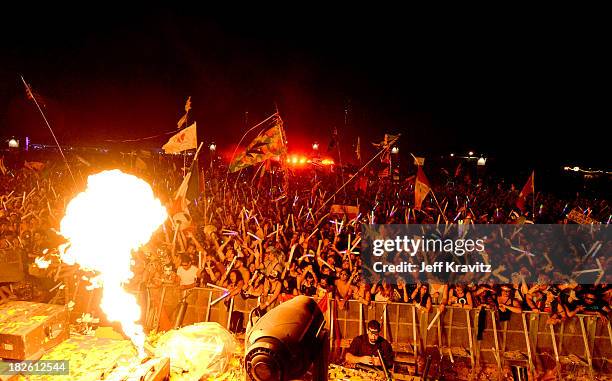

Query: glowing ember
34 256 51 269
58 169 167 357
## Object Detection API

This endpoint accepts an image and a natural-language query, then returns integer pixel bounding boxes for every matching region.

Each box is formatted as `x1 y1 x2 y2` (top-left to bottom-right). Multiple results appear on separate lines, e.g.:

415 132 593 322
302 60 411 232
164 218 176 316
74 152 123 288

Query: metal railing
146 286 612 376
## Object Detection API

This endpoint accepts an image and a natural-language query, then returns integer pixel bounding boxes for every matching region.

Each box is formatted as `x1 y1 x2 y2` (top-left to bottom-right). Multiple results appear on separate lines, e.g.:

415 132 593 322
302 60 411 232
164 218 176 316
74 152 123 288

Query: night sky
0 9 607 168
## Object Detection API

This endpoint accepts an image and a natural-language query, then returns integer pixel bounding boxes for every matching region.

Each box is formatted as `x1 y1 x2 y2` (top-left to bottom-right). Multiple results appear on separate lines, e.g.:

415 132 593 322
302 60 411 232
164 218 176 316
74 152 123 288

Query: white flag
163 122 197 154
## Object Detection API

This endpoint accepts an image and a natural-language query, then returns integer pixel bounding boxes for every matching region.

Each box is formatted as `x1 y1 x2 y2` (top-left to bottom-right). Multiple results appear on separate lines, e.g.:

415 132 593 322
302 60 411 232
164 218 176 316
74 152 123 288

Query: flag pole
315 140 396 216
20 75 76 185
532 171 536 221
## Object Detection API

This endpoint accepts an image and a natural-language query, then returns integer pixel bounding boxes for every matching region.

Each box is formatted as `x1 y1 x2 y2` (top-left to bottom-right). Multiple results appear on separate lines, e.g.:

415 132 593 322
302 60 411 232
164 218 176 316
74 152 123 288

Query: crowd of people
0 148 610 331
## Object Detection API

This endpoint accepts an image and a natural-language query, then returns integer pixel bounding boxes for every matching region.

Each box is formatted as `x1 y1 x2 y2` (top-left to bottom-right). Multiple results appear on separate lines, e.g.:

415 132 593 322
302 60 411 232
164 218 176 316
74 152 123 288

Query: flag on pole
454 162 462 177
373 134 400 163
177 96 191 129
516 171 534 211
355 136 361 161
414 166 432 210
229 121 286 172
163 122 197 154
22 80 47 107
413 156 425 166
172 147 201 215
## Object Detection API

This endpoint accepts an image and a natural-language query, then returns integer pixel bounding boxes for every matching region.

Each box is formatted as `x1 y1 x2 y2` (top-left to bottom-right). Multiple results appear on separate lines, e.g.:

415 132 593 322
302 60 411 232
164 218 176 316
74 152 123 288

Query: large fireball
59 169 167 357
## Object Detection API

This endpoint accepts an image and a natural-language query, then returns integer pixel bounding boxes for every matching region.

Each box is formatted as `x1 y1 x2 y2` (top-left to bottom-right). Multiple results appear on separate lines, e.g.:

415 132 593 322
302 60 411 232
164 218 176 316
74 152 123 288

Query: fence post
491 310 502 376
465 309 475 368
579 316 594 380
549 324 561 378
608 321 612 352
447 308 454 363
155 286 167 331
412 305 418 362
382 303 388 340
521 313 534 374
359 303 364 336
205 290 212 322
226 297 234 329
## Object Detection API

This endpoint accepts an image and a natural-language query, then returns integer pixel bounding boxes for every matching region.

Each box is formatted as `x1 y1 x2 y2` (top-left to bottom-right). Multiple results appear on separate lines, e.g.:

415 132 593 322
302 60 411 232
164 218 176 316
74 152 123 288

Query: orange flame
58 170 167 357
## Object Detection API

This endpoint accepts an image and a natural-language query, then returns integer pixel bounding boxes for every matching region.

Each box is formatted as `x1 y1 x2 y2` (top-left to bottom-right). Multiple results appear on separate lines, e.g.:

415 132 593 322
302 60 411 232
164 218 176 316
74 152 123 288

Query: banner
567 208 600 225
330 204 359 219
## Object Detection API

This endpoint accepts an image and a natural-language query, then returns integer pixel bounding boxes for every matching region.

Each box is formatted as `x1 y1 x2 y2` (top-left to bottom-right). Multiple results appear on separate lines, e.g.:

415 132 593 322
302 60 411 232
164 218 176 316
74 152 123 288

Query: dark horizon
1 9 607 168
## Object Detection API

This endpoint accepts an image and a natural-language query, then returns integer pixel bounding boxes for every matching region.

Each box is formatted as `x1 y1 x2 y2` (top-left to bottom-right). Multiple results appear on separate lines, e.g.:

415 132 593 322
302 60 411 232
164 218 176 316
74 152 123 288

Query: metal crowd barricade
145 288 612 375
328 300 612 375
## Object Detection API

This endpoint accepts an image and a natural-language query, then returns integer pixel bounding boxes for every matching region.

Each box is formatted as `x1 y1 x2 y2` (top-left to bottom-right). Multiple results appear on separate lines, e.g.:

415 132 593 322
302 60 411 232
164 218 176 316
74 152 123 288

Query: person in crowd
335 268 354 309
411 283 433 313
497 285 523 321
176 255 198 290
297 264 318 297
448 284 474 309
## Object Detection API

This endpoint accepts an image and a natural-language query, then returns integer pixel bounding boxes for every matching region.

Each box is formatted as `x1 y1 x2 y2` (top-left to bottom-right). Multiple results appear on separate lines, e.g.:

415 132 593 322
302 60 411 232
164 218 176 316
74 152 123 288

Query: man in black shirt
345 320 394 370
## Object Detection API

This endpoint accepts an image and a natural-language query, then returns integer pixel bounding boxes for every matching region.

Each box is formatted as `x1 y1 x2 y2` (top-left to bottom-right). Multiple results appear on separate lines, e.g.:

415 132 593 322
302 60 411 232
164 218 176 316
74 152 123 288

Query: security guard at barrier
345 320 394 370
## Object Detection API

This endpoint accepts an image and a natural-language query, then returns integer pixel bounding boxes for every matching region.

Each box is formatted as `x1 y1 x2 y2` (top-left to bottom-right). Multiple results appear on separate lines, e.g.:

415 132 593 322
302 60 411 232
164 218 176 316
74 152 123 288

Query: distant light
391 146 399 154
291 156 298 164
477 157 487 166
299 157 306 164
468 151 474 156
573 166 580 172
8 138 19 148
450 153 454 157
312 142 319 151
209 143 216 152
321 159 335 165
